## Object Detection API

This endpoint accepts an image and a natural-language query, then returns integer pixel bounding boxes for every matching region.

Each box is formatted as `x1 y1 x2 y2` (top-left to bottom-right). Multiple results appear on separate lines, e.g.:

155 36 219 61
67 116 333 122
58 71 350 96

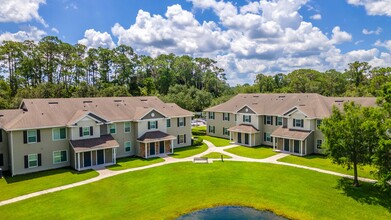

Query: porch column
113 148 116 164
300 141 303 156
77 153 80 171
305 140 307 155
229 131 232 142
145 143 148 158
74 152 77 169
171 139 174 154
249 133 252 146
273 137 276 151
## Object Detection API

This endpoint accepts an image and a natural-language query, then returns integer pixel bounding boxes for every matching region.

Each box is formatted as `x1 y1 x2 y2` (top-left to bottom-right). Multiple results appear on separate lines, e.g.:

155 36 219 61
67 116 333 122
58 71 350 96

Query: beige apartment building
0 97 192 176
205 93 376 156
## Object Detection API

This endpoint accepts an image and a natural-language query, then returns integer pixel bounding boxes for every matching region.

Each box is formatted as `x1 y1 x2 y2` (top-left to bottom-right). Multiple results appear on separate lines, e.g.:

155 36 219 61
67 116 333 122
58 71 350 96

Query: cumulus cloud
310 14 322 20
375 40 391 51
51 27 59 34
0 0 47 26
0 25 46 43
330 26 352 44
347 0 391 16
78 29 116 49
362 27 382 35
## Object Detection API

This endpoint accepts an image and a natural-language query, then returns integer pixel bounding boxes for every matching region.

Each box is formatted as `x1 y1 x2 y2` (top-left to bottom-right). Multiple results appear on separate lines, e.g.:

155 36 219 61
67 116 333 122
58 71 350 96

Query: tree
321 102 380 187
346 61 371 87
255 74 276 93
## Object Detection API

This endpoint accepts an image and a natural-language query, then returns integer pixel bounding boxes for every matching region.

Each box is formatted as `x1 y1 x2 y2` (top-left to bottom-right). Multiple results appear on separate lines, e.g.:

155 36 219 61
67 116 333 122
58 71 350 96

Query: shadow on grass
3 167 92 184
336 178 391 212
107 156 162 169
171 145 203 156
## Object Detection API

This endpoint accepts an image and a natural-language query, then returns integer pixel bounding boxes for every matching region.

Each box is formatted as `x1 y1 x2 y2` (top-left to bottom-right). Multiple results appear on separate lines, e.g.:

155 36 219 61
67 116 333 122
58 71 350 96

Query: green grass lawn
224 146 277 159
1 162 389 220
201 152 232 159
0 168 98 202
278 154 376 179
171 143 208 158
107 157 164 171
192 126 231 147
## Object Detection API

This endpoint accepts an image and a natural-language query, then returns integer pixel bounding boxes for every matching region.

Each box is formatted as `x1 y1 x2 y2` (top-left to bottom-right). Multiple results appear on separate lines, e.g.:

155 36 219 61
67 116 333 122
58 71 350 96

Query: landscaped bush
192 137 204 146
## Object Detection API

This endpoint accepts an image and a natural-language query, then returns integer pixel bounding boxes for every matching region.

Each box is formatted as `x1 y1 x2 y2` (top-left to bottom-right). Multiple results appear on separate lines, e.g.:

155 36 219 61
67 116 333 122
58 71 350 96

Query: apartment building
0 97 192 176
204 93 376 156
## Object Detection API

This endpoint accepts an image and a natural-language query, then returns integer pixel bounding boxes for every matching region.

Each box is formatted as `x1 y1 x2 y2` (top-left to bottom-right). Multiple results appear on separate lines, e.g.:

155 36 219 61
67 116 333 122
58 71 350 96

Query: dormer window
148 121 158 130
243 115 251 123
293 119 304 128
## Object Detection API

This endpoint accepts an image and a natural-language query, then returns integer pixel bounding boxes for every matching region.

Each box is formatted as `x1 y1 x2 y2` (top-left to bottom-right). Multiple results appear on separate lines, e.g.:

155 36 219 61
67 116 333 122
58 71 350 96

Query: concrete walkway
0 140 377 207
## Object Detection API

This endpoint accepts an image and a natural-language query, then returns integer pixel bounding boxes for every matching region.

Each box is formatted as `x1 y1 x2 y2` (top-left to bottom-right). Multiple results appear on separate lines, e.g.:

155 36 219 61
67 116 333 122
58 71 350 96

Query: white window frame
316 140 323 149
53 150 67 164
52 128 66 141
124 141 131 152
223 127 229 136
179 134 185 144
243 115 251 123
208 125 215 134
108 124 116 134
179 117 185 127
28 154 38 168
293 119 304 128
209 112 215 120
265 133 271 142
149 121 157 129
83 127 91 136
124 122 131 133
316 119 322 129
27 130 37 143
277 117 283 126
266 116 272 125
223 113 229 121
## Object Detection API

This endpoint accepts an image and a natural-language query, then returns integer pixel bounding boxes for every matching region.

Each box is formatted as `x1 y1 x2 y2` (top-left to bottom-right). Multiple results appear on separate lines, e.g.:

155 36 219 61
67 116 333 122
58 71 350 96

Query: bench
193 157 208 164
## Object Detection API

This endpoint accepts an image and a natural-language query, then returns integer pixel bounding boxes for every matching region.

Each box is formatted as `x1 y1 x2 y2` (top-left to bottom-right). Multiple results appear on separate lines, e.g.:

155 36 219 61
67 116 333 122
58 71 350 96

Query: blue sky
1 0 391 85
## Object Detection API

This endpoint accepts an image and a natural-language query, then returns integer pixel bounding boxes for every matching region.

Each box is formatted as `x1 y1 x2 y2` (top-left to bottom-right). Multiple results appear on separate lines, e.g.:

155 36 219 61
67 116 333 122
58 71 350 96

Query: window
277 117 283 126
28 130 37 143
223 127 229 136
124 141 131 152
316 119 322 129
293 119 304 128
316 140 323 149
243 115 251 123
178 134 185 144
124 122 131 133
208 112 215 119
266 116 272 125
108 124 116 134
166 119 171 128
178 117 185 127
223 113 230 121
264 132 272 142
28 154 38 168
208 125 215 133
148 121 158 130
53 150 67 164
53 128 66 141
0 153 3 166
83 127 91 136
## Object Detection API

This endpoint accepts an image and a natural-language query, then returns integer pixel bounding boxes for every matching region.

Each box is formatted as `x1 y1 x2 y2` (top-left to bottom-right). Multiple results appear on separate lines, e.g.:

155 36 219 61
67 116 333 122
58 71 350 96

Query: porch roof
137 131 176 143
271 127 312 141
228 124 260 134
70 135 119 153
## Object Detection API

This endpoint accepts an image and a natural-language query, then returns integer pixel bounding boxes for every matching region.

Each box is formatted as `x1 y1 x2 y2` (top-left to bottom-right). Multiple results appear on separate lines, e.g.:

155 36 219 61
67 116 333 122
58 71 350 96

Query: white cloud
0 0 47 27
78 29 116 49
362 27 382 35
347 0 391 16
310 14 322 20
330 26 352 44
375 40 391 51
65 3 78 10
51 27 59 34
0 26 46 43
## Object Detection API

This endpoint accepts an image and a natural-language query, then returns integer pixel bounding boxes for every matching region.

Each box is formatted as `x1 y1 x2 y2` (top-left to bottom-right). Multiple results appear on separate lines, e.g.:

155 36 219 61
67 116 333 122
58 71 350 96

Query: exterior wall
287 111 311 131
236 113 259 130
137 118 167 137
261 116 280 146
70 117 101 140
306 132 315 155
11 128 70 176
313 126 324 154
206 112 235 139
0 129 9 171
166 116 192 148
109 121 134 158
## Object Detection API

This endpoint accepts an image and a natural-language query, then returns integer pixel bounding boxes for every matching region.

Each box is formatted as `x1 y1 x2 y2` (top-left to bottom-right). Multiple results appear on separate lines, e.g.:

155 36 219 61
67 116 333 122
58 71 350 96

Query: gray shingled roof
204 93 377 118
2 96 193 131
70 134 119 153
271 127 313 140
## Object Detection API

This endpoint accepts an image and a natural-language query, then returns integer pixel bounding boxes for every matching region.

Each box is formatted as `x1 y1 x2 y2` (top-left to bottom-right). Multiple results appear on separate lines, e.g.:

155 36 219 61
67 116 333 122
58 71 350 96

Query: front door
159 141 165 154
238 133 242 143
84 152 91 167
245 133 249 145
284 139 290 151
97 150 104 165
150 143 155 155
294 140 300 153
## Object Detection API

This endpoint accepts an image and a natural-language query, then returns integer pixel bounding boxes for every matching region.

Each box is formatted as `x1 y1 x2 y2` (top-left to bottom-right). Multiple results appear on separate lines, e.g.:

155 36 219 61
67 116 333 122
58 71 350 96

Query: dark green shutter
156 121 158 129
271 117 273 125
60 128 66 139
38 154 42 166
243 115 245 122
249 116 251 123
90 126 93 135
23 131 27 144
264 116 266 125
148 121 150 129
177 135 180 144
79 127 83 137
0 129 2 142
183 117 186 126
228 114 230 121
293 119 296 126
301 119 304 128
263 132 266 141
61 151 67 161
177 118 180 126
37 130 41 142
184 134 187 143
24 155 28 168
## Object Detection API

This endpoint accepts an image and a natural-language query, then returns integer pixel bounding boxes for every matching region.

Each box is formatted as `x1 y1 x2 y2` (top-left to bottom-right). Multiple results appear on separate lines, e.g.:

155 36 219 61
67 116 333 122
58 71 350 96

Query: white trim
28 154 38 168
124 122 131 133
283 106 311 118
71 112 109 126
236 105 257 114
139 108 167 120
27 129 37 144
53 150 68 164
107 123 117 134
124 141 131 152
52 127 67 141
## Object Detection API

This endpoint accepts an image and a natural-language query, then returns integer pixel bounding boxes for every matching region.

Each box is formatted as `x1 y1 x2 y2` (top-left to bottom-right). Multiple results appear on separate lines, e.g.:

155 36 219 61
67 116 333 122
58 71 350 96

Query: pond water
177 206 288 220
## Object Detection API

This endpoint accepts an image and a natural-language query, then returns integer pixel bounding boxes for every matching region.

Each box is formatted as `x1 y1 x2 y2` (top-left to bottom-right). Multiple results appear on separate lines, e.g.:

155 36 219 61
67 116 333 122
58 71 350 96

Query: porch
70 135 119 171
137 131 176 158
228 124 260 147
271 127 313 156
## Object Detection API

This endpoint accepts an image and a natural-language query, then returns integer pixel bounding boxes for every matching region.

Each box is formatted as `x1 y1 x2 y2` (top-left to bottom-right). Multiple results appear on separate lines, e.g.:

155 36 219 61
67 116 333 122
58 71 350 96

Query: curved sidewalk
0 140 377 207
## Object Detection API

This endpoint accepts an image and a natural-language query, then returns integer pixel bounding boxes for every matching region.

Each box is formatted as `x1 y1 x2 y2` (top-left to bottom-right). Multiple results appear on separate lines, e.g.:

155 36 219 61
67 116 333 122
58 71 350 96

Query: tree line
0 36 228 111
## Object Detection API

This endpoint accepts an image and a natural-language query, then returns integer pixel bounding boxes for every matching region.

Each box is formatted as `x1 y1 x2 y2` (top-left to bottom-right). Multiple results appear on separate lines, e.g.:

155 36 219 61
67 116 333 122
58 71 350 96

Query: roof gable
237 105 256 114
141 109 166 120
